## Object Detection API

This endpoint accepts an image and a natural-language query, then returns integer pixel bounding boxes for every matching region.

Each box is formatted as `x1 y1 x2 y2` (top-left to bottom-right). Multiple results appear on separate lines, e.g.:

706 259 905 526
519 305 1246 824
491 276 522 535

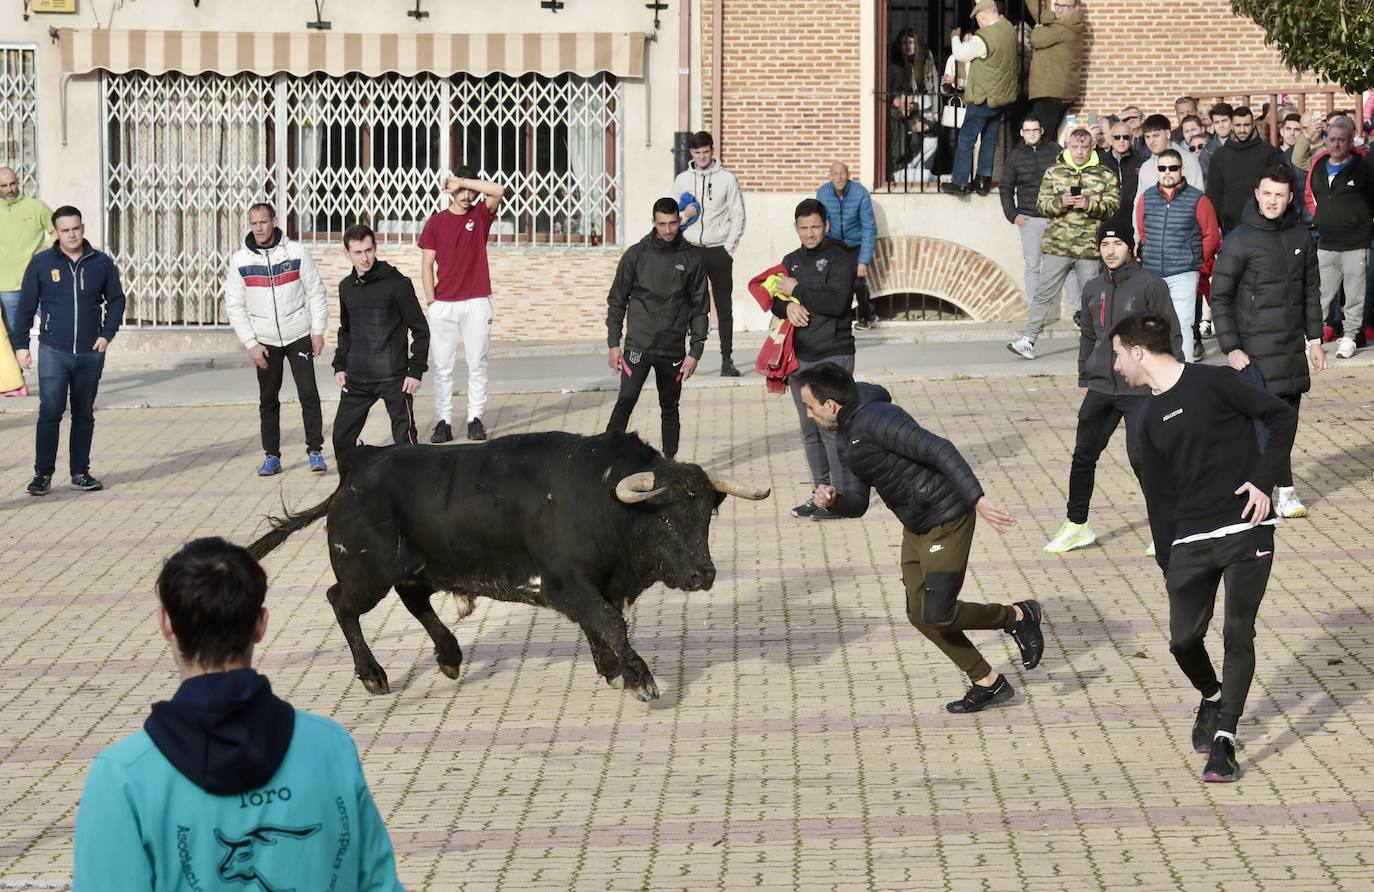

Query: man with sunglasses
1135 148 1221 363
1137 115 1204 200
1120 106 1145 150
1102 121 1149 219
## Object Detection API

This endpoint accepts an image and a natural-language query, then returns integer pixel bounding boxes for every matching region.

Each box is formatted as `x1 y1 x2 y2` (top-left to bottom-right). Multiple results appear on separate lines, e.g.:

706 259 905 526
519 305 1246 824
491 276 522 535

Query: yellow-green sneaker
1044 520 1096 554
1146 541 1156 557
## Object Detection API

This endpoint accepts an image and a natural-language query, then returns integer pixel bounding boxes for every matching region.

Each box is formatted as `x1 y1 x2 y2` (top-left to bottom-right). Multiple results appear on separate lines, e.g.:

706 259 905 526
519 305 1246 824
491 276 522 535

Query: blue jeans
0 291 20 347
36 344 106 477
952 102 1003 186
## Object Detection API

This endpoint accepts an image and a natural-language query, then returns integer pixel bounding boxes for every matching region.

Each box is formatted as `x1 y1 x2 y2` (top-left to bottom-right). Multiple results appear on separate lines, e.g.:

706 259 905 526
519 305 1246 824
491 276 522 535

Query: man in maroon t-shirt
418 166 505 442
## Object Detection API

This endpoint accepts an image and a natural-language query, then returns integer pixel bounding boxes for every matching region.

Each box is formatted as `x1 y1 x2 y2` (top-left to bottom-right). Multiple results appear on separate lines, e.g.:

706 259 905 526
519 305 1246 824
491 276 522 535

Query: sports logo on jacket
214 823 322 890
465 219 475 231
815 258 829 272
239 259 302 288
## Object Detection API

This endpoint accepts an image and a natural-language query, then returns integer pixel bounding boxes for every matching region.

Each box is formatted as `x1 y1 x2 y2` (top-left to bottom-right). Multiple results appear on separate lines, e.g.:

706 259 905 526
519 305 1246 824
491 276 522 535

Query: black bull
247 432 769 701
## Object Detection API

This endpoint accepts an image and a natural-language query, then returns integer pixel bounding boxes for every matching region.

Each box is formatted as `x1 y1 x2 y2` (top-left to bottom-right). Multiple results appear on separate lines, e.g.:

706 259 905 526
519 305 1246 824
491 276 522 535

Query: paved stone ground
2 368 1374 890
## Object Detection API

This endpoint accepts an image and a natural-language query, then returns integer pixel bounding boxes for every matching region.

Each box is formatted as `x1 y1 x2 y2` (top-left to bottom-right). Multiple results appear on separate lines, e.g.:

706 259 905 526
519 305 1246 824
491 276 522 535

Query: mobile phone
1070 185 1082 196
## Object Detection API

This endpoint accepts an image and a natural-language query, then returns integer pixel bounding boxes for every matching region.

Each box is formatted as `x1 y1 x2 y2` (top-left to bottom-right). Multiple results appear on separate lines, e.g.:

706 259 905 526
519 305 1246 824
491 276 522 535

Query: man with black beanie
1044 222 1182 555
605 197 710 460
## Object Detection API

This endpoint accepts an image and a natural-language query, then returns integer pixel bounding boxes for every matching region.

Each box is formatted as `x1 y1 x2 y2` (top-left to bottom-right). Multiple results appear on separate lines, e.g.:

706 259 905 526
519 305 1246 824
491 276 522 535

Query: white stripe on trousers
428 297 492 424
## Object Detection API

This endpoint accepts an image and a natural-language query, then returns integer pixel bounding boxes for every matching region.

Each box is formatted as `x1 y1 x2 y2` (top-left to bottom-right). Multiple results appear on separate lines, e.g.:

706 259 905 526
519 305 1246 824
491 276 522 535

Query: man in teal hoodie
72 537 403 890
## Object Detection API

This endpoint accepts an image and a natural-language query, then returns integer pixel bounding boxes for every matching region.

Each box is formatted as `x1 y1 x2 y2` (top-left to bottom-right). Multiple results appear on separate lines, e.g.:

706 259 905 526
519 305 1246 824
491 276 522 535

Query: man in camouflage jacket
1008 127 1120 360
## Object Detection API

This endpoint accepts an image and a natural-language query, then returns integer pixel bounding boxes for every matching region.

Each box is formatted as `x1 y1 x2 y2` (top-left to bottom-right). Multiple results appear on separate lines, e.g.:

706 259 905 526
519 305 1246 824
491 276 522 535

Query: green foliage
1231 0 1374 93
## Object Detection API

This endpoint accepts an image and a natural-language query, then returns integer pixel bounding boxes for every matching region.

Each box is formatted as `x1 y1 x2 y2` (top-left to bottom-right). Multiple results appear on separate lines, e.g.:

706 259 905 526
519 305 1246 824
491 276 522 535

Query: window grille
103 69 623 328
0 46 39 195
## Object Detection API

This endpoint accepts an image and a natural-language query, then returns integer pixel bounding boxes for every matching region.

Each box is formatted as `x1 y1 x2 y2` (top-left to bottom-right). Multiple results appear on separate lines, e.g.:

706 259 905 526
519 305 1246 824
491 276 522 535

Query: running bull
248 431 768 701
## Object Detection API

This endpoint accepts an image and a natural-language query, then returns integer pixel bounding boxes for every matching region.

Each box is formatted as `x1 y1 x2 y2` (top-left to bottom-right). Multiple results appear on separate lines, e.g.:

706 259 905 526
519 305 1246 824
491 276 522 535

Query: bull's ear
712 490 727 509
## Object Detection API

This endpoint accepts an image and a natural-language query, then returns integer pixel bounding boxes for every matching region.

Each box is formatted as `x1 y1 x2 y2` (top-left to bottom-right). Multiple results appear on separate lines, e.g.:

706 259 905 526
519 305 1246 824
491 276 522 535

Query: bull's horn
707 472 771 500
615 471 666 504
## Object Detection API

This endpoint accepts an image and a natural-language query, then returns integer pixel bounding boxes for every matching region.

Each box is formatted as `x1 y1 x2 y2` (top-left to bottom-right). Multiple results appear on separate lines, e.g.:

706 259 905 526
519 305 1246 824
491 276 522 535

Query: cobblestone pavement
2 368 1374 890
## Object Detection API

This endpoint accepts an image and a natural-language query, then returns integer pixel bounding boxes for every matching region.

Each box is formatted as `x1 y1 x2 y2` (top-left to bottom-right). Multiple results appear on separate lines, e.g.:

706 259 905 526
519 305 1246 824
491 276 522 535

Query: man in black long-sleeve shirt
331 224 430 465
1110 313 1297 784
775 199 861 520
795 362 1046 715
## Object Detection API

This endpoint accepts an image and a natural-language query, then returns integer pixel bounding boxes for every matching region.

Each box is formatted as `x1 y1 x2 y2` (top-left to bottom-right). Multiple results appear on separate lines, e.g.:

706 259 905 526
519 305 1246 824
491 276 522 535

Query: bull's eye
661 515 671 525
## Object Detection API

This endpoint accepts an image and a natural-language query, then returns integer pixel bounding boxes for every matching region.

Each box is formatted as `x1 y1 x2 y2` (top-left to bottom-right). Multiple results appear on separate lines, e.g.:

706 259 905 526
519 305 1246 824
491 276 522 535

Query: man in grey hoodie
672 131 746 375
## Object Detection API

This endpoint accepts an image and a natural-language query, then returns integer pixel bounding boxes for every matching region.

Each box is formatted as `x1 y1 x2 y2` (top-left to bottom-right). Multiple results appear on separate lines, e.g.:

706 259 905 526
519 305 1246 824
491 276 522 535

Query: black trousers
606 349 684 459
843 244 877 319
1166 525 1275 734
1066 390 1147 524
699 245 734 361
332 376 417 460
257 335 323 456
1029 99 1072 143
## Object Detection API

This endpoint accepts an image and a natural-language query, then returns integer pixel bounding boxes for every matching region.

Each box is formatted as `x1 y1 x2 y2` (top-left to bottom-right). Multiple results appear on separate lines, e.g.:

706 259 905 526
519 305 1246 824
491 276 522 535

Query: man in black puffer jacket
331 224 430 465
1211 164 1326 519
775 198 861 521
1000 113 1064 309
795 363 1046 715
605 197 710 460
1205 106 1285 232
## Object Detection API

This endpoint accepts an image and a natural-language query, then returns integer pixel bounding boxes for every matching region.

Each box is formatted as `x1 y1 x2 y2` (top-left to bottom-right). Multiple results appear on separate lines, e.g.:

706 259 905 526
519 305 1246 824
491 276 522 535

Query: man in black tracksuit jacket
1044 222 1182 555
774 199 862 520
331 225 429 464
605 198 710 460
795 363 1046 715
1110 312 1297 783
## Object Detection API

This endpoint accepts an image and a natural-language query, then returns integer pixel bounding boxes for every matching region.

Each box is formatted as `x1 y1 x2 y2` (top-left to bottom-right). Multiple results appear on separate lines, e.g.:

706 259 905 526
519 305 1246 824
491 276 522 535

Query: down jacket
1210 201 1322 398
1000 140 1062 222
224 228 328 348
835 383 985 535
1036 149 1121 259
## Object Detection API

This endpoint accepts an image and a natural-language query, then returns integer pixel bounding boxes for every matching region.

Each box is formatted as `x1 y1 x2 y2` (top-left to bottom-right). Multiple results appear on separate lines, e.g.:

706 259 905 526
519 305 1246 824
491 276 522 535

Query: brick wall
310 245 622 345
701 0 862 192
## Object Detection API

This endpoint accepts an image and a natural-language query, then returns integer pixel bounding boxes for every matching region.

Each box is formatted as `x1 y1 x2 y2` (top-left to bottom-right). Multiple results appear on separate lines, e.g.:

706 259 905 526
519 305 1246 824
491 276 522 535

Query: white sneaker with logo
1007 337 1036 360
1337 337 1357 359
1198 319 1214 339
1044 520 1096 554
1276 486 1308 518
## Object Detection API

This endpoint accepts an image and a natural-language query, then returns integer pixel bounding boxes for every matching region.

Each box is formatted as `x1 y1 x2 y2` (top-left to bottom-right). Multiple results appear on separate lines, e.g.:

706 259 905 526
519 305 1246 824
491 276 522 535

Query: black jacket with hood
834 383 985 534
607 230 710 361
1210 201 1322 398
333 260 429 383
772 238 857 362
1078 258 1183 396
1205 131 1286 230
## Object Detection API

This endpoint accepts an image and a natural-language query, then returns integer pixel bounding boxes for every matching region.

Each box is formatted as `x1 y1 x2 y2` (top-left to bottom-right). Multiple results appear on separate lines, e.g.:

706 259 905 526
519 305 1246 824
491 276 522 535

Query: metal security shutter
0 46 39 194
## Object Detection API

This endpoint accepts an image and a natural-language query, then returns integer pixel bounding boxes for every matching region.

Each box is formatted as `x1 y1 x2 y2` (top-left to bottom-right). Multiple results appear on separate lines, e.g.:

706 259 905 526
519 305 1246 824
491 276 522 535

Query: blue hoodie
17 239 125 353
815 180 877 265
72 669 402 891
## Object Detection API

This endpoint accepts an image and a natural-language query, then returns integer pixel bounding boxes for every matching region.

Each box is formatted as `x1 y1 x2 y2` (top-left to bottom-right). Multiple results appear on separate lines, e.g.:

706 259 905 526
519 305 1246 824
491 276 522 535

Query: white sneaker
1337 337 1357 359
1044 520 1096 553
1007 337 1036 360
1198 319 1214 339
1276 486 1308 518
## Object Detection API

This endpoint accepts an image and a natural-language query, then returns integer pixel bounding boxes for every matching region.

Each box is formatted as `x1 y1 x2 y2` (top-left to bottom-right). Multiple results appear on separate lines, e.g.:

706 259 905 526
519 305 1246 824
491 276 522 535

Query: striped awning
58 29 646 78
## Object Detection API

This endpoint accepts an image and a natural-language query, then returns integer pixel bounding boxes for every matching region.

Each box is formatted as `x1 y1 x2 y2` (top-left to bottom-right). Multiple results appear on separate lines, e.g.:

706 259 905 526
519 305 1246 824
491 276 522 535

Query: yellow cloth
762 273 797 344
0 325 23 393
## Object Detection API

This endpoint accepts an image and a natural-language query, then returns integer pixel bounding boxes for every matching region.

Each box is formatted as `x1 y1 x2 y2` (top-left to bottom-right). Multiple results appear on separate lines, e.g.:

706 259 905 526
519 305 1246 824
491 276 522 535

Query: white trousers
1163 271 1200 361
428 297 492 423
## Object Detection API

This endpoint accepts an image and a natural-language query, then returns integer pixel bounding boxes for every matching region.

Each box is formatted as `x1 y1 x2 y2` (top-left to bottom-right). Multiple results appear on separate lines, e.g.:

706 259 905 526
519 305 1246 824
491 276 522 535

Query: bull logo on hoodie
214 824 322 891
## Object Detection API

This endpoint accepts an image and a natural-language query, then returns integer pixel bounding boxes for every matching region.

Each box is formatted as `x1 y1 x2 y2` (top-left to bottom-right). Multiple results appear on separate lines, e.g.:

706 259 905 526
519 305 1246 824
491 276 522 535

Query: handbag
940 96 966 129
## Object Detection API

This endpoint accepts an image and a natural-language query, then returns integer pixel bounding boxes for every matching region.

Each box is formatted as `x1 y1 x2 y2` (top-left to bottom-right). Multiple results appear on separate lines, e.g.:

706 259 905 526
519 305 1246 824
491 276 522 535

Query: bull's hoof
437 661 461 680
628 676 660 702
360 675 391 695
622 659 659 701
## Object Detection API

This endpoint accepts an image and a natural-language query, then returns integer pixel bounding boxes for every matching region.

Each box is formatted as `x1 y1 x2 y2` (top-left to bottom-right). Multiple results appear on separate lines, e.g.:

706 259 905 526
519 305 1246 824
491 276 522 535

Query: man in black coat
1206 106 1286 233
605 197 710 460
775 199 861 521
795 362 1045 715
331 224 430 464
1000 113 1064 309
1210 164 1326 519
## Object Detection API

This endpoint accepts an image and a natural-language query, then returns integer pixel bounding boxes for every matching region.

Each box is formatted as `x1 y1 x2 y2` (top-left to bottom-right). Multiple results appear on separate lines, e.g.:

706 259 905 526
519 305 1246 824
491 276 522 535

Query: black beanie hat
1098 220 1135 253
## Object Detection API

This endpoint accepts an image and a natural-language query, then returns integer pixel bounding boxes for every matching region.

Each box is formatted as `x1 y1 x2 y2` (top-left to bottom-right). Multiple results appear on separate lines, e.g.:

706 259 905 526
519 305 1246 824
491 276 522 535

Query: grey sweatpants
1023 254 1098 341
1018 218 1083 313
1318 248 1367 340
789 353 860 499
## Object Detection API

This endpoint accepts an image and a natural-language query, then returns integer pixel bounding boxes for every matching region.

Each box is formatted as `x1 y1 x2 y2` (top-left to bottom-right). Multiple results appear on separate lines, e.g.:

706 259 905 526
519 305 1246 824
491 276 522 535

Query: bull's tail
247 493 334 561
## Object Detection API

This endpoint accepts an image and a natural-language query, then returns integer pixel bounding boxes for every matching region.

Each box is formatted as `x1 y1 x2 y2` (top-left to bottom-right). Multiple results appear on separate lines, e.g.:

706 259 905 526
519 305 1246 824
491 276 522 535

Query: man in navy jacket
14 205 124 496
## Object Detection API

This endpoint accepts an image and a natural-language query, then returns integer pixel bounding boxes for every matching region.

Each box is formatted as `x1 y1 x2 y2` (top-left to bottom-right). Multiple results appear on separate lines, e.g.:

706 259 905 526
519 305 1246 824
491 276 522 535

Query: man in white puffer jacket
225 203 329 476
672 131 747 376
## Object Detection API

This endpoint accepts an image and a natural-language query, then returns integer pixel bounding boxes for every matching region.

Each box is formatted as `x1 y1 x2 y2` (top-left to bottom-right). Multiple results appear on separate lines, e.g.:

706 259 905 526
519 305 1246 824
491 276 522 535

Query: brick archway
868 236 1024 322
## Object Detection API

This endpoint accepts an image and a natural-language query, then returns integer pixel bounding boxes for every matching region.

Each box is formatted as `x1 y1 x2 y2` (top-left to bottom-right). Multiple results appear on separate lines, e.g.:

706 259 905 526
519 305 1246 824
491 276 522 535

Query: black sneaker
1202 736 1240 782
26 474 51 496
939 182 970 197
467 418 487 441
71 473 103 492
810 507 842 521
854 316 877 331
791 498 819 518
1192 695 1222 753
1007 599 1044 670
946 675 1015 714
720 360 741 377
431 420 453 443
973 175 992 196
